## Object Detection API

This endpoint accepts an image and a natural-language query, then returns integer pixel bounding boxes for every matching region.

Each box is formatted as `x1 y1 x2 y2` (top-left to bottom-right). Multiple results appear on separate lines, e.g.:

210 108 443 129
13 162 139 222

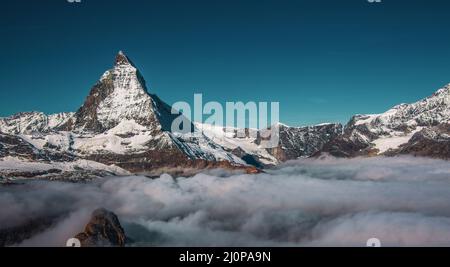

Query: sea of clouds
1 156 450 247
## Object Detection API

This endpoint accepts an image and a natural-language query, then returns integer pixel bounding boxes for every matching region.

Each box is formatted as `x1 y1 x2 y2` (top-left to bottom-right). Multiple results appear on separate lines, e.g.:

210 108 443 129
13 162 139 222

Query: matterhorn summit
64 51 164 133
115 50 134 66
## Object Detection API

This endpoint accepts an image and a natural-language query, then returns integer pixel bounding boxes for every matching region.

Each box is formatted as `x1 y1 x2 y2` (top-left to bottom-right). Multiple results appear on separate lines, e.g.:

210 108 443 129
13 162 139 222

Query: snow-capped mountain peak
115 50 134 67
434 83 450 96
68 52 158 132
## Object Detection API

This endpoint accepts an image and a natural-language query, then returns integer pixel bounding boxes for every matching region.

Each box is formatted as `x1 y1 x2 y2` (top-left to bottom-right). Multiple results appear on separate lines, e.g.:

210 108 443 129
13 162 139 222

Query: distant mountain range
0 52 449 181
318 84 450 159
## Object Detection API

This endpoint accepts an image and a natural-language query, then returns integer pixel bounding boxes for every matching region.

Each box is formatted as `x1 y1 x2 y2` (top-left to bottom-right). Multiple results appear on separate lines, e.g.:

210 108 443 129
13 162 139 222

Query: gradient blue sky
1 0 450 126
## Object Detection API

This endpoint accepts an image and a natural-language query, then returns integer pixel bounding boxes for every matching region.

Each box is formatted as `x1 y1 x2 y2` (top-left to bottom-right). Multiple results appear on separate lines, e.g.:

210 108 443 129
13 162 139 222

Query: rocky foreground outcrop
74 209 126 247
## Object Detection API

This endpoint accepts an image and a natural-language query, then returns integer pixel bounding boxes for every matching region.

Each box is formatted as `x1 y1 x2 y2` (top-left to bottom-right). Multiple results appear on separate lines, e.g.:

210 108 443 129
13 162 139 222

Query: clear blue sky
1 0 450 126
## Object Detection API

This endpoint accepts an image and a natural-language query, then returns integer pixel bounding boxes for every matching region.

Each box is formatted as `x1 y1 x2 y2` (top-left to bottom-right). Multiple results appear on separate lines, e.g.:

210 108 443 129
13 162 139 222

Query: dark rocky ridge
74 209 126 247
385 123 450 160
266 123 343 161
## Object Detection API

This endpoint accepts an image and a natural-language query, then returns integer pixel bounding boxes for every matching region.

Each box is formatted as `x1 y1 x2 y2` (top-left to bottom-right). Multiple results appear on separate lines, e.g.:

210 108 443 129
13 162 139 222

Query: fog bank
1 156 450 247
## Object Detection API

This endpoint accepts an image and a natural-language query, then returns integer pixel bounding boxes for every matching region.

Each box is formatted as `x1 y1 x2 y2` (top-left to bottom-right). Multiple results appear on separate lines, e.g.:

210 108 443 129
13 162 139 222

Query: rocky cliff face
266 123 343 162
75 209 126 247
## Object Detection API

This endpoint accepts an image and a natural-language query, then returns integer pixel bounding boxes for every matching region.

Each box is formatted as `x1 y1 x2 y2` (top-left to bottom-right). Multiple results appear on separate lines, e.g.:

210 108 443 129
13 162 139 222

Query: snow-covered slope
320 84 450 157
195 123 279 165
0 156 130 181
195 122 343 166
351 84 449 132
0 112 74 135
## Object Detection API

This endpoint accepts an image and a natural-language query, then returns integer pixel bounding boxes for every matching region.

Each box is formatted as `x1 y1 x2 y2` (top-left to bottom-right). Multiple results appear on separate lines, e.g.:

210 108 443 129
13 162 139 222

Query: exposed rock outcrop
266 123 343 162
74 209 126 247
385 123 450 160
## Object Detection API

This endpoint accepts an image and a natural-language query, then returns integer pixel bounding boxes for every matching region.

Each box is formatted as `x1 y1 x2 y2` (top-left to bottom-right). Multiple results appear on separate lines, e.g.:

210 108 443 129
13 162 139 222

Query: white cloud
1 156 450 247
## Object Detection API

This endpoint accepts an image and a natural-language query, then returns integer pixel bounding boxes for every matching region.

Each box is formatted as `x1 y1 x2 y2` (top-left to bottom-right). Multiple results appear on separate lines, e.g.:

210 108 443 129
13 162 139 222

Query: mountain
1 52 448 180
0 112 74 135
385 123 450 159
266 123 343 162
0 52 257 180
197 122 343 167
60 51 174 133
318 84 450 159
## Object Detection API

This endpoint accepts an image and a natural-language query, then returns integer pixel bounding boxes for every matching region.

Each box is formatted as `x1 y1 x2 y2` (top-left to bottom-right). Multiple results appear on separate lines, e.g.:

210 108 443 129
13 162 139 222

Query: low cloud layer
2 156 450 247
